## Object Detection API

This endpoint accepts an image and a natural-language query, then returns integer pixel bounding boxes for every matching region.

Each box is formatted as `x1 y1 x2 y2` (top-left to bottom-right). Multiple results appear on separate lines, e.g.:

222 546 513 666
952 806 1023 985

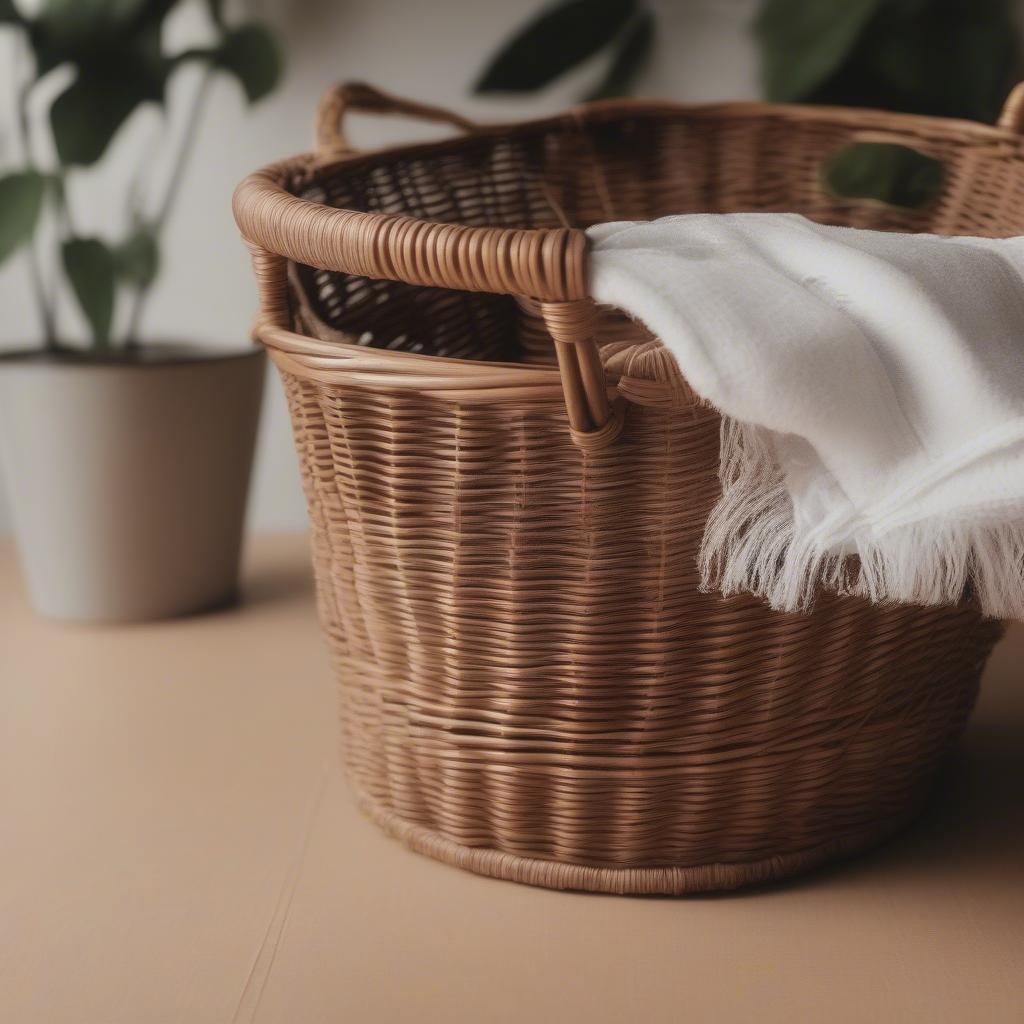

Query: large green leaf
829 0 1016 122
38 0 173 166
50 71 157 165
34 2 111 71
587 9 655 100
754 0 883 102
49 33 167 167
0 170 47 266
62 237 117 346
215 23 282 103
31 0 175 77
475 0 637 93
0 0 23 24
42 0 149 29
771 0 1018 124
115 225 159 288
824 142 944 209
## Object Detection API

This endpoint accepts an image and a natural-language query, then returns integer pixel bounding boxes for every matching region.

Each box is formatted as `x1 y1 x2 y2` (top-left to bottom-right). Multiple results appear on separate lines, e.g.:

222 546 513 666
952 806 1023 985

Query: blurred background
0 0 767 534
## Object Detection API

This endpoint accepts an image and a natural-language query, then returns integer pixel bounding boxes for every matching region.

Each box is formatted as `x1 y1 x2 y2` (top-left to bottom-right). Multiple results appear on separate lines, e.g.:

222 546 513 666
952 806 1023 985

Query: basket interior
287 107 1024 365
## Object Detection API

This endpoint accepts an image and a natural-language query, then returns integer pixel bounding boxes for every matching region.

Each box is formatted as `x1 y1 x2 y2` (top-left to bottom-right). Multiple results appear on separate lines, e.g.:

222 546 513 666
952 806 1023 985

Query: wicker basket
233 82 1022 894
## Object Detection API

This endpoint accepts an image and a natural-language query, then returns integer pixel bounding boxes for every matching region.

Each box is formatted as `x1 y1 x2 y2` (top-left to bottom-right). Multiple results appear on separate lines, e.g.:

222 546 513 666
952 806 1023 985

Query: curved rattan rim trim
234 159 588 302
259 323 577 403
233 94 1024 301
259 322 563 377
259 323 677 412
352 784 917 895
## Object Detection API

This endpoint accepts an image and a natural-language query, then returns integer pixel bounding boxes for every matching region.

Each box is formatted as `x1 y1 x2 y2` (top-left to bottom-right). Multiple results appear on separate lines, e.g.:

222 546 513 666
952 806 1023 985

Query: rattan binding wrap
233 82 1021 894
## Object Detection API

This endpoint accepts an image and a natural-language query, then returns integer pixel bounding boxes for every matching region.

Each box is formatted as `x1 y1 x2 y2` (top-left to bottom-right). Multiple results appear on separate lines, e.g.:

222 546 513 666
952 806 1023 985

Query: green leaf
62 237 117 345
823 142 944 209
115 226 159 288
49 45 166 166
0 170 47 266
42 5 169 166
41 0 148 30
0 0 23 24
50 73 152 166
31 1 175 77
586 10 654 100
754 0 883 102
833 0 1016 122
764 0 1018 124
475 0 637 93
215 23 282 103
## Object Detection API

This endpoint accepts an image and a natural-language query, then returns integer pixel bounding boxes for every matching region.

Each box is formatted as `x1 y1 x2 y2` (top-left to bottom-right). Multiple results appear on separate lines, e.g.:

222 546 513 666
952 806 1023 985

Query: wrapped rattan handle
540 301 621 448
316 81 483 154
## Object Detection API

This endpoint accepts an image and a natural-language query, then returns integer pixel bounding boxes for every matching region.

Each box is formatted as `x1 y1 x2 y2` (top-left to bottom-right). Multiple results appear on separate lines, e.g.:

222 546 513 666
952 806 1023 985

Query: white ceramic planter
0 346 265 622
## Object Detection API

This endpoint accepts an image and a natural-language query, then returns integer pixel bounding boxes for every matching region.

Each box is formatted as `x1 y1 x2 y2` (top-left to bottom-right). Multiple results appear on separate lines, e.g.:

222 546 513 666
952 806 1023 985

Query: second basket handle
315 81 483 155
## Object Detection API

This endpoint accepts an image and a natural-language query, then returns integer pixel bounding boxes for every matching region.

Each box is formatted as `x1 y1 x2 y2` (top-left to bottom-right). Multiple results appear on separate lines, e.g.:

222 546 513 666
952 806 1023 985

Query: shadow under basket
231 83 1022 894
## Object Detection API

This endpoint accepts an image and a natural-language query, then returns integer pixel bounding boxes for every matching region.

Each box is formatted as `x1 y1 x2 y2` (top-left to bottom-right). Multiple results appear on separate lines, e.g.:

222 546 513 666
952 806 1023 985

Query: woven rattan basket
233 82 1022 894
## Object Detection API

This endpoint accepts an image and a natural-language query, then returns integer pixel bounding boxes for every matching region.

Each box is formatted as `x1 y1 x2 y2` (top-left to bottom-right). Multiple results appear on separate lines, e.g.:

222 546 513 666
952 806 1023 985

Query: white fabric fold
586 213 1024 618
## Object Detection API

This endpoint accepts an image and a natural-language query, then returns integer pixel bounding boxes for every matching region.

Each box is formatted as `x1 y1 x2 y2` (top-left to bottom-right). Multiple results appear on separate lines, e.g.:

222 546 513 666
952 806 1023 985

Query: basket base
351 785 917 896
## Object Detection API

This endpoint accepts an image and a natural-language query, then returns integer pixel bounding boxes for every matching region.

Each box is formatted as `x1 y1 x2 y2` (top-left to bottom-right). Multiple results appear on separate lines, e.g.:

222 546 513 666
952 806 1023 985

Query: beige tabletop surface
1 532 1022 1024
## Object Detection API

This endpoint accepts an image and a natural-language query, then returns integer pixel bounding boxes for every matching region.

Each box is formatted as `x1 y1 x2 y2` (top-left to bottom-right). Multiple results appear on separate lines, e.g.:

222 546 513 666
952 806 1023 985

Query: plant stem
124 66 215 347
13 57 56 350
52 173 76 238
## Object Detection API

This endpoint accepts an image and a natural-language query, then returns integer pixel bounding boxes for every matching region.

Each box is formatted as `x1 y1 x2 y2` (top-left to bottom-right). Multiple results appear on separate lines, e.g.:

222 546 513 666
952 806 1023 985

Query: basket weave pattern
234 85 1021 893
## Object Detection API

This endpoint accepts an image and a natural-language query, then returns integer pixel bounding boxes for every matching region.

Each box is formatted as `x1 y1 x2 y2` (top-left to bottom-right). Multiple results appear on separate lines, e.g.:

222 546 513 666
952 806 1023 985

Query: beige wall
0 0 760 532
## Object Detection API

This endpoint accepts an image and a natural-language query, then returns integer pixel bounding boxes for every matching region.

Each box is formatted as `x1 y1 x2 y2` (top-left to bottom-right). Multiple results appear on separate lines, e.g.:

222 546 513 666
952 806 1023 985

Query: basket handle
315 81 483 154
998 81 1024 134
540 301 623 450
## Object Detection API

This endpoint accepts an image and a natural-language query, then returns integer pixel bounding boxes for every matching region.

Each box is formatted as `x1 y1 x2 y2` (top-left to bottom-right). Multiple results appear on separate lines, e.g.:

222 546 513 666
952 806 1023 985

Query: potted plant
0 0 281 622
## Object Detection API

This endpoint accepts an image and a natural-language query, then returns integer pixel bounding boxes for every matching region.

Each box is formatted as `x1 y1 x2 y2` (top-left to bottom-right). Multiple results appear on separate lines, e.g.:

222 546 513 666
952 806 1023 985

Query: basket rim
310 95 1022 172
233 95 1024 303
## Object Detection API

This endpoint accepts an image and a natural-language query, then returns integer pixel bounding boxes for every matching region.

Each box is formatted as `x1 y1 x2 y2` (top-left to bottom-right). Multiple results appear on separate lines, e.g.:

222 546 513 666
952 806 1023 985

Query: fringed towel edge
699 417 1024 619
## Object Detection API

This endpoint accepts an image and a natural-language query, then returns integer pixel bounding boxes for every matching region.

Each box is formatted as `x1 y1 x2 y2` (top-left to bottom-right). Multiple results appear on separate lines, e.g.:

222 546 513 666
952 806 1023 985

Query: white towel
587 213 1024 618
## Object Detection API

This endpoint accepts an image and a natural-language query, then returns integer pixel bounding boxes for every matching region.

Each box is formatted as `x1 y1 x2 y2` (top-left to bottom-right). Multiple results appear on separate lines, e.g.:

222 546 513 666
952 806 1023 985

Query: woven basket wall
233 84 1023 894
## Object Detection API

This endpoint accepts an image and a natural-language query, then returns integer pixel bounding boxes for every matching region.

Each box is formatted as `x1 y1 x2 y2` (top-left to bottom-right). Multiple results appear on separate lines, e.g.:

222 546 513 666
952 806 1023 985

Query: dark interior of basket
287 108 1024 364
